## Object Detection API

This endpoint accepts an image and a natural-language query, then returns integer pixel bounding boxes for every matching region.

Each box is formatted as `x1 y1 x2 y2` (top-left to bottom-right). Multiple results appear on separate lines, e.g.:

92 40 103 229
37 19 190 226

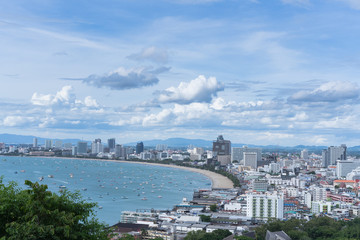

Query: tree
199 215 211 222
0 179 111 239
210 204 217 212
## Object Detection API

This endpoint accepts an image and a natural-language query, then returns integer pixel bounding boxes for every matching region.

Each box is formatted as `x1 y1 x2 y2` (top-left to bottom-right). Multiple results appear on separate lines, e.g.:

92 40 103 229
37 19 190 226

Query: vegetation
199 214 211 222
255 217 360 240
210 204 217 212
0 179 111 240
184 229 231 240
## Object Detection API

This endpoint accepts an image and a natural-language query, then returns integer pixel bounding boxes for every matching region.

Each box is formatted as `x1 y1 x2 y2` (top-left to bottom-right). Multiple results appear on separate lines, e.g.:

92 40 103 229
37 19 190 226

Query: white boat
48 175 54 178
141 197 147 201
158 195 162 198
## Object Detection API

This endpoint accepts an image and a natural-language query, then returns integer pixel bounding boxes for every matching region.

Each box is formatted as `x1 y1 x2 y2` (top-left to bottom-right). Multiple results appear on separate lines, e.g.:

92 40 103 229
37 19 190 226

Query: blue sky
1 0 360 146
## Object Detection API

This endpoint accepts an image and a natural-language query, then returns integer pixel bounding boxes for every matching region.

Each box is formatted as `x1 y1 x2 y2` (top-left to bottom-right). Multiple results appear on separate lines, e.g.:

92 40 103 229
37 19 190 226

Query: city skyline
1 0 360 146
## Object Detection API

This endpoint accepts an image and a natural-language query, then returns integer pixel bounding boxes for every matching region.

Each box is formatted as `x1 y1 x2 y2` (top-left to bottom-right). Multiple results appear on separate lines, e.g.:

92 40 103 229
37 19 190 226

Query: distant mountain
0 133 86 145
1 133 359 154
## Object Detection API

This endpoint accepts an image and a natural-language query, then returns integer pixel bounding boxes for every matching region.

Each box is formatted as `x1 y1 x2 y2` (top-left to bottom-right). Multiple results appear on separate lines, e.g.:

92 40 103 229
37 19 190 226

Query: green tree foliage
0 179 111 240
184 229 231 240
234 236 253 240
199 215 211 222
255 216 360 240
210 204 217 212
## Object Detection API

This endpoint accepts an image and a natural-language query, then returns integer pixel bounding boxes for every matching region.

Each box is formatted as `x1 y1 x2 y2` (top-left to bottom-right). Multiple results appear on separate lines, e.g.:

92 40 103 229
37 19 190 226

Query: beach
116 161 234 189
27 156 234 189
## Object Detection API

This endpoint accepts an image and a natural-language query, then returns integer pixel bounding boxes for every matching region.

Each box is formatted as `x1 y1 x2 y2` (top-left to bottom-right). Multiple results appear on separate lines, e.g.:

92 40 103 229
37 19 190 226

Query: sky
1 0 360 146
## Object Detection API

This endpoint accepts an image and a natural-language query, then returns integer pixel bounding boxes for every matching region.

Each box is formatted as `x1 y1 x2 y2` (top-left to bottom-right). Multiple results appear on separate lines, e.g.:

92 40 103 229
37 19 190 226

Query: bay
0 156 211 225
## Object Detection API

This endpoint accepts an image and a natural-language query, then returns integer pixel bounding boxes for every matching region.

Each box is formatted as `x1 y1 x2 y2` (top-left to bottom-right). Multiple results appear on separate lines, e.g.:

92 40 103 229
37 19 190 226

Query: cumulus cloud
31 86 101 111
31 86 75 106
66 67 169 90
2 116 35 127
288 81 360 103
157 75 224 104
127 47 169 64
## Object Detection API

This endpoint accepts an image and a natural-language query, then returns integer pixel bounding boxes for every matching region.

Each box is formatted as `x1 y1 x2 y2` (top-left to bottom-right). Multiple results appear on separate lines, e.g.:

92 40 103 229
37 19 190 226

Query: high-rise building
156 144 167 151
231 146 262 163
115 144 126 158
45 139 53 149
54 140 63 149
336 160 360 178
301 149 309 160
33 138 38 148
246 192 284 220
91 140 103 154
136 142 144 154
322 144 347 167
0 142 5 150
72 146 78 155
77 141 88 155
108 138 115 151
244 152 257 169
212 135 231 156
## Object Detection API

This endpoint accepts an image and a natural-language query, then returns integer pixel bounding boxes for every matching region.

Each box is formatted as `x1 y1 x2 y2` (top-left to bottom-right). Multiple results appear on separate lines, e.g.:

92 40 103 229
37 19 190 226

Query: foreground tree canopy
0 179 111 240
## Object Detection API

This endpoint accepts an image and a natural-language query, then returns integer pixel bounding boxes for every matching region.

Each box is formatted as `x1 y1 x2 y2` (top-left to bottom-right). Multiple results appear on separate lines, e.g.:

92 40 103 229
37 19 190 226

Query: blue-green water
0 156 211 225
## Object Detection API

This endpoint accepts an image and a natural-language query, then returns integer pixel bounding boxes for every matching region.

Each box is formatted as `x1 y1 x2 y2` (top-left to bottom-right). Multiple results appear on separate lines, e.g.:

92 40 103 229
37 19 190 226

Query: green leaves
0 180 111 240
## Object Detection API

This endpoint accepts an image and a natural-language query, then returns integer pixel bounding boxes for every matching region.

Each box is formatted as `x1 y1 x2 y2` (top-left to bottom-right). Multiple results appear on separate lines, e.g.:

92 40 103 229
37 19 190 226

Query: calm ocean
0 156 211 225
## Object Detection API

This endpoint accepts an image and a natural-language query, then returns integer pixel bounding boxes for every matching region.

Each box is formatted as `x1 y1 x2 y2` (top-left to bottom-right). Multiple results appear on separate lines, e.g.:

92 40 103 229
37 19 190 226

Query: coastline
23 156 234 189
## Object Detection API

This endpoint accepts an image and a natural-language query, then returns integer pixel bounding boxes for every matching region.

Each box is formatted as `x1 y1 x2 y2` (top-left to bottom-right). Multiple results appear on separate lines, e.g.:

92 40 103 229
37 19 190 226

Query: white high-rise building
336 160 360 178
156 144 168 151
33 138 38 148
91 141 103 154
311 201 332 214
54 140 63 149
301 149 309 160
244 152 257 169
246 192 284 220
231 146 262 163
45 139 52 149
312 187 328 202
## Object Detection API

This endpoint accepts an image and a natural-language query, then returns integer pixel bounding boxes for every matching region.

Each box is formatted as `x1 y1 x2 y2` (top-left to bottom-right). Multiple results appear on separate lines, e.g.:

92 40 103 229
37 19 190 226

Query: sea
0 156 211 225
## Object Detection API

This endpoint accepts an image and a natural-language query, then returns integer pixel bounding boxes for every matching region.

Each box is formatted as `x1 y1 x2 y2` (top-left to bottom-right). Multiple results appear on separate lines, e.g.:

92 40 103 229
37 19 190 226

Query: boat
59 185 66 189
48 175 54 178
99 206 103 209
121 196 128 199
82 188 87 191
158 195 162 198
39 176 44 181
141 197 147 201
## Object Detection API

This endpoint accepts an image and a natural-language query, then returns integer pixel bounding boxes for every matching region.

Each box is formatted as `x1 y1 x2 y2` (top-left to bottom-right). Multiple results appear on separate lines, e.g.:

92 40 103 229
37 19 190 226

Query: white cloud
157 75 224 104
31 85 75 106
127 46 169 64
2 116 34 127
288 81 360 102
84 96 99 107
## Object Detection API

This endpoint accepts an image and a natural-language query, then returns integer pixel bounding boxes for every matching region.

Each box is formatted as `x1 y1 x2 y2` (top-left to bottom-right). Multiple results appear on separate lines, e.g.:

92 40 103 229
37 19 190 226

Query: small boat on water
59 185 66 189
99 206 103 209
48 175 54 178
121 196 128 199
39 176 44 181
141 197 147 201
82 188 87 191
158 195 162 198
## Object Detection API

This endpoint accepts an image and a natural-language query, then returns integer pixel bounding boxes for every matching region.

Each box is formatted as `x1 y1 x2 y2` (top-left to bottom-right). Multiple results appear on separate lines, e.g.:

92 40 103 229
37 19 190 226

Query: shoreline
21 155 234 189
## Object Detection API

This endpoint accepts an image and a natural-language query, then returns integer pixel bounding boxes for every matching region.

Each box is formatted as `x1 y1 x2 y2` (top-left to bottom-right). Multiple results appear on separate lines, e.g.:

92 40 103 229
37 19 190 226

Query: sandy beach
116 161 234 189
27 156 234 189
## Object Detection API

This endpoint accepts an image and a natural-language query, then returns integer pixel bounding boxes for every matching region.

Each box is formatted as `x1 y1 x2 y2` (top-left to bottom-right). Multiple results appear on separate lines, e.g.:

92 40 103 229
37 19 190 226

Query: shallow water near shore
0 156 211 225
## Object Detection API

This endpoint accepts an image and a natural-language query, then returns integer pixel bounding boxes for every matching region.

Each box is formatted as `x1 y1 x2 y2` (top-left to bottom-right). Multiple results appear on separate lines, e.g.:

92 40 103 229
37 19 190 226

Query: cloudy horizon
1 0 360 146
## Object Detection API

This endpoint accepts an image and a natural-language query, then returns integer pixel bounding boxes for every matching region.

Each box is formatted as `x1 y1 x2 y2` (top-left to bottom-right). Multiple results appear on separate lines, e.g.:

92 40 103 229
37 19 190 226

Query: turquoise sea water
0 156 211 225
